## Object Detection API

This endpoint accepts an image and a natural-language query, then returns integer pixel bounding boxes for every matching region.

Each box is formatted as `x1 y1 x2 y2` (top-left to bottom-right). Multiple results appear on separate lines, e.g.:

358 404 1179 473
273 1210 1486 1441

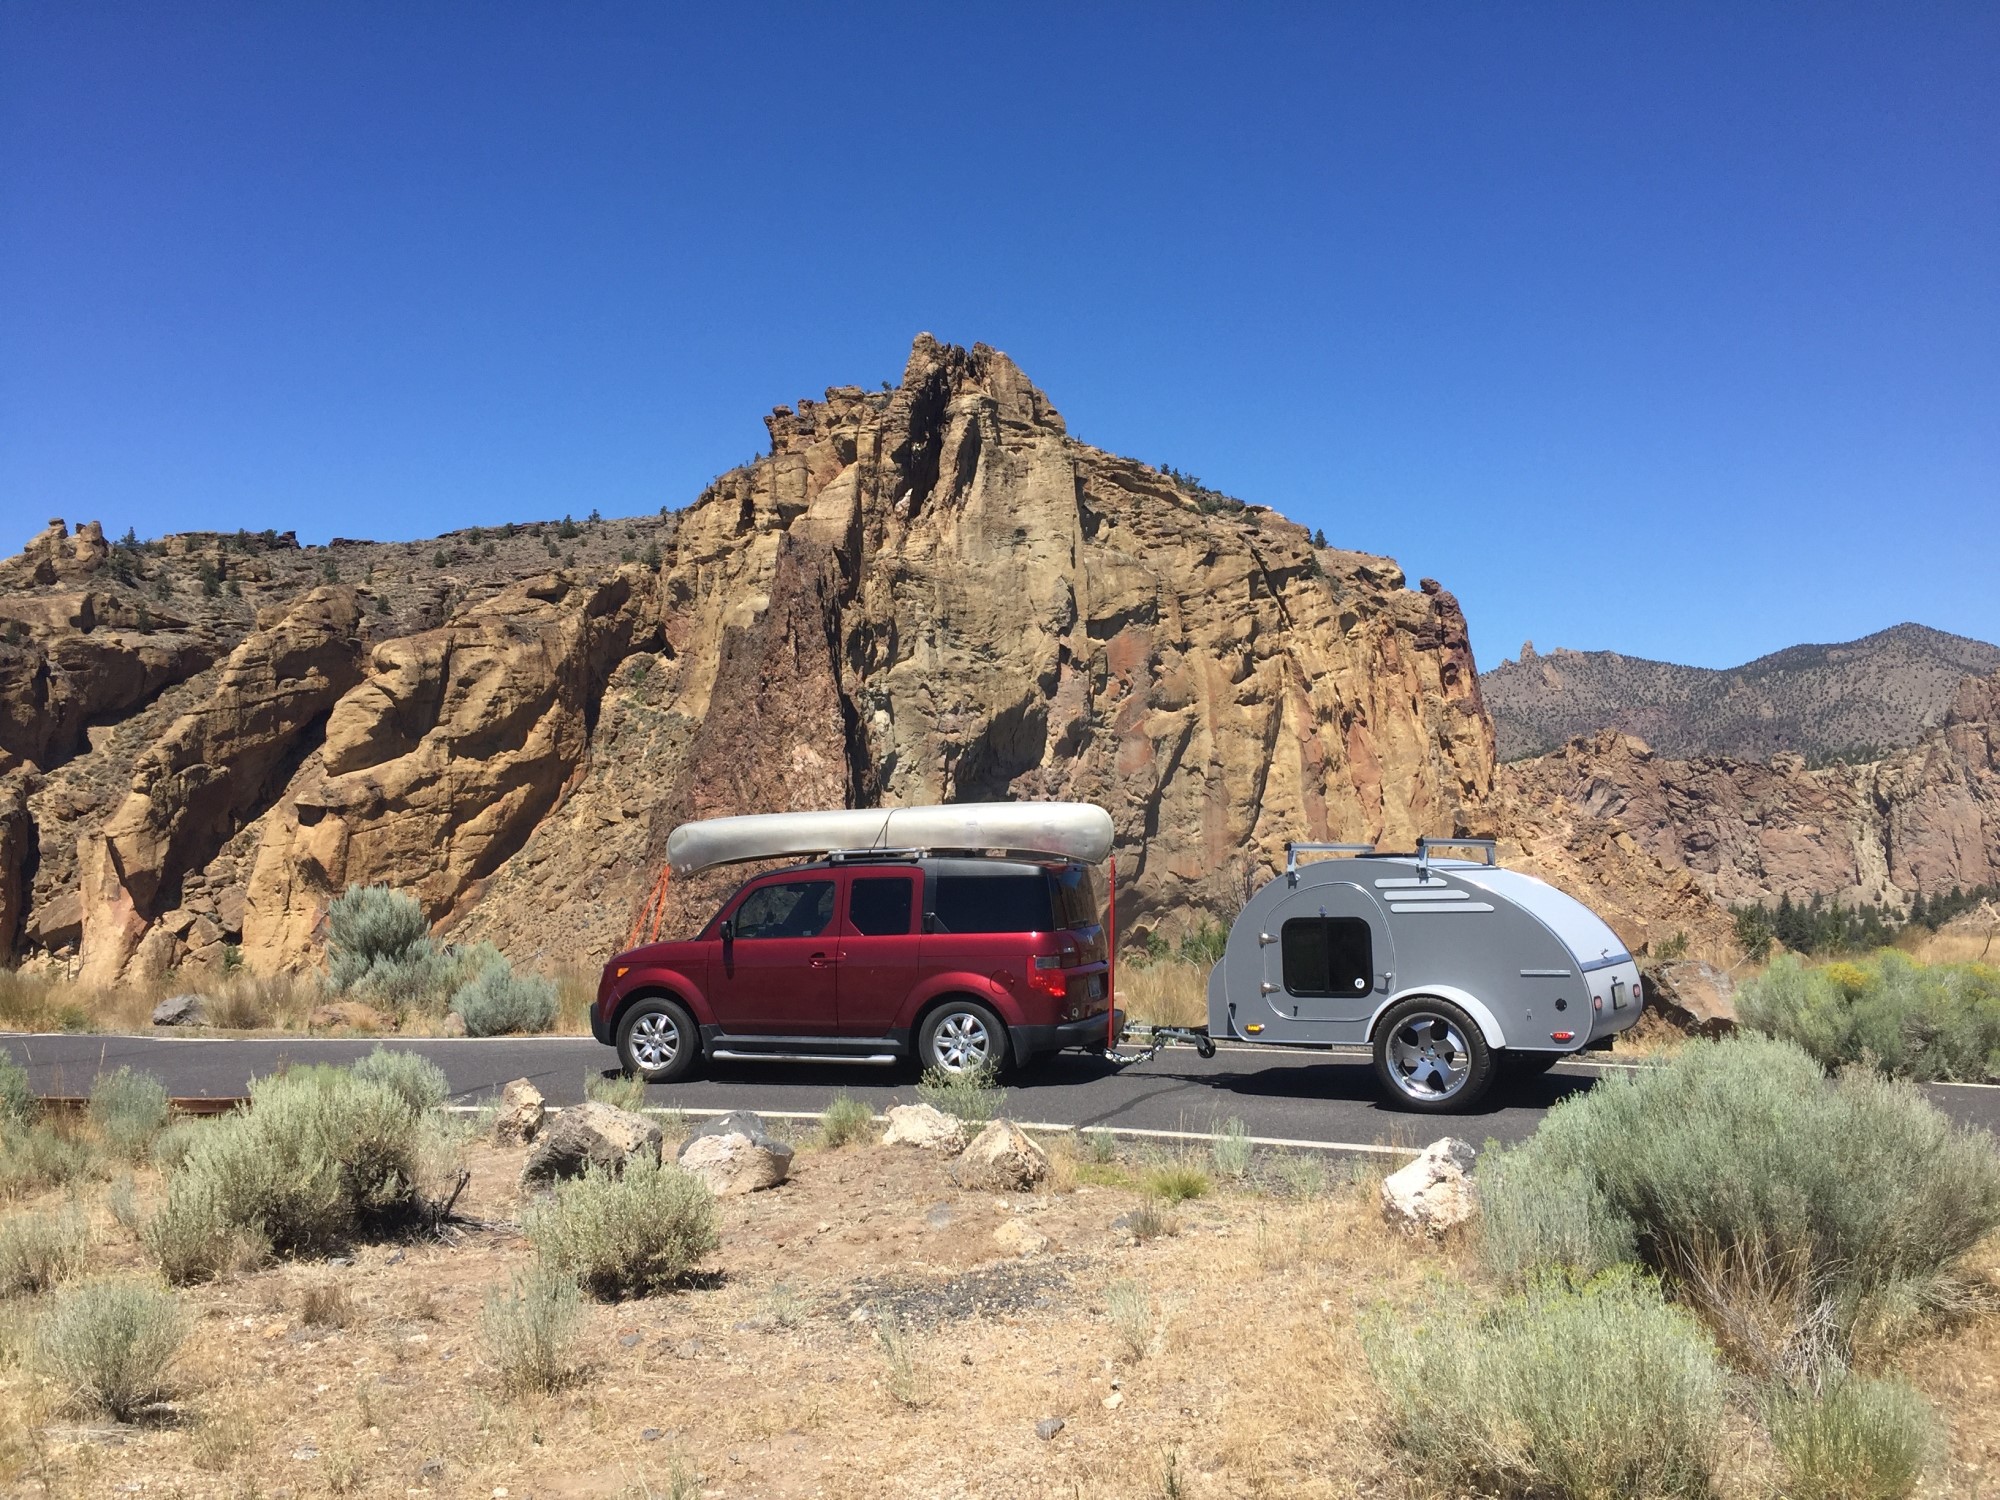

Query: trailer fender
1370 986 1508 1050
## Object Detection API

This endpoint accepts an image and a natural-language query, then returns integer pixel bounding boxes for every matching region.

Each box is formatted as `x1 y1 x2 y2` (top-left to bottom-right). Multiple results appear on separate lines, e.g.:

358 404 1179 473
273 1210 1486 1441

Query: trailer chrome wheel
918 999 1010 1076
616 996 698 1083
1373 997 1493 1112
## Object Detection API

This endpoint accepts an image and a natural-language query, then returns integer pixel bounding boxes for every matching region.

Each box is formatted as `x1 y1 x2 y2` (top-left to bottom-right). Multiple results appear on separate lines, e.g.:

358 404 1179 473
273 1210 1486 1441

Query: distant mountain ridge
1481 623 2000 763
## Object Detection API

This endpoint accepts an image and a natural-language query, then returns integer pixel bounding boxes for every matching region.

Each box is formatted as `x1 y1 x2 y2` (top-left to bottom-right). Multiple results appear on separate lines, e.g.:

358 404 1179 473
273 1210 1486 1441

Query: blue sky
3 4 1994 670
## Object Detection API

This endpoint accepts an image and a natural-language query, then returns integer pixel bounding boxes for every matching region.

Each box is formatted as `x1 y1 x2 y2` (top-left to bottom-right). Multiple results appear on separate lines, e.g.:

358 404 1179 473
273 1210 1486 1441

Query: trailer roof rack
1285 842 1377 877
1415 836 1499 876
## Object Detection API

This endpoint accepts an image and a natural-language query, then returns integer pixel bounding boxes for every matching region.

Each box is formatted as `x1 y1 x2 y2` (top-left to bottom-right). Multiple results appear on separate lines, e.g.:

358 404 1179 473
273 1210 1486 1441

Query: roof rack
1416 836 1498 877
825 847 922 864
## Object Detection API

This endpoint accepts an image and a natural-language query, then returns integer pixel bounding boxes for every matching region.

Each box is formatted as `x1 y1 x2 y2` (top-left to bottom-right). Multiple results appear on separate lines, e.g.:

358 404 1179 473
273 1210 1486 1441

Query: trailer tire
1373 997 1494 1112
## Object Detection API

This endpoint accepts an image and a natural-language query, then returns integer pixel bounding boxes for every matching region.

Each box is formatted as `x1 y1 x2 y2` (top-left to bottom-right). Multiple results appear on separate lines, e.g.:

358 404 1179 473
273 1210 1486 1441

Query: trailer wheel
1373 997 1493 1112
1195 1036 1217 1060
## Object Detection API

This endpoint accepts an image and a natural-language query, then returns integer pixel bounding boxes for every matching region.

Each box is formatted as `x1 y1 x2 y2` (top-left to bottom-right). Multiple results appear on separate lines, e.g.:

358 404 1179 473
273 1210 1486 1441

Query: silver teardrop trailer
1152 838 1644 1112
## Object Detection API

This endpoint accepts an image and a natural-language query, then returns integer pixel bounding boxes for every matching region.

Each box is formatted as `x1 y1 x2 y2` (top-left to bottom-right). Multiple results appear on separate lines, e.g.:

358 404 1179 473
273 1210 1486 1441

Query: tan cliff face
1498 669 2000 910
3 335 1512 984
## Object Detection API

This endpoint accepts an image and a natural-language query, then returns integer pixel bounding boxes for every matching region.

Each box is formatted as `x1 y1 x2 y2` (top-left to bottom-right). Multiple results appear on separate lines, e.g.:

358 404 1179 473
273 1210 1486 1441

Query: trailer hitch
1109 1022 1216 1064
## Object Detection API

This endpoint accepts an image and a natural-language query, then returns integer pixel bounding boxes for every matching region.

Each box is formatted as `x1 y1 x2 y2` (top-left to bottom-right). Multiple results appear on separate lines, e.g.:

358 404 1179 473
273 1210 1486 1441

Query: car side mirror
718 919 734 943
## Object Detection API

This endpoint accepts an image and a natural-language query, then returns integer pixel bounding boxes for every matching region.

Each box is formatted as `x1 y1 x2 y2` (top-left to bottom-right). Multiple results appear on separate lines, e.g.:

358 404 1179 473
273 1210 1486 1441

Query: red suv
593 855 1118 1082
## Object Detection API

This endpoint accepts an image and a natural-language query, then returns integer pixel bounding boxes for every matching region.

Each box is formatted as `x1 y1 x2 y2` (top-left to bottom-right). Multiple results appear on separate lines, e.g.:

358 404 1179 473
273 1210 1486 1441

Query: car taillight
1029 966 1066 1002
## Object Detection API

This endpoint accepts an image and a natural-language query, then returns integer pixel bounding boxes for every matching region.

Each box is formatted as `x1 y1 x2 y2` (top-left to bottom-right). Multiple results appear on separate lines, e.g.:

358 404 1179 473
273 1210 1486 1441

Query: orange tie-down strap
625 866 674 950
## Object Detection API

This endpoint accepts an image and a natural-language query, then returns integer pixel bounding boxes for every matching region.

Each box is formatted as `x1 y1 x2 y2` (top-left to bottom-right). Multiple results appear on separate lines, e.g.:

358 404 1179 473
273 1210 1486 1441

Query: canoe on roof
665 802 1114 877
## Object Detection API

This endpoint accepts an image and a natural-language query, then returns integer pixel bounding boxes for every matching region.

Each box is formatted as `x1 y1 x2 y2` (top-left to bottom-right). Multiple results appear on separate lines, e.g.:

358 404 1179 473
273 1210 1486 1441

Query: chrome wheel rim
931 1011 992 1072
629 1011 680 1072
1387 1013 1471 1101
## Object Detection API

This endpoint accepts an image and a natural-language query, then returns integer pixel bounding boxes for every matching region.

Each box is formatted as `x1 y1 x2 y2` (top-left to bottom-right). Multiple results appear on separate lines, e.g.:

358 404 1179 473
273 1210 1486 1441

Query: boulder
1380 1138 1478 1237
880 1102 967 1155
676 1112 793 1195
951 1119 1048 1193
1644 961 1737 1037
307 1000 393 1033
993 1218 1048 1256
523 1100 663 1185
152 993 206 1027
492 1078 545 1145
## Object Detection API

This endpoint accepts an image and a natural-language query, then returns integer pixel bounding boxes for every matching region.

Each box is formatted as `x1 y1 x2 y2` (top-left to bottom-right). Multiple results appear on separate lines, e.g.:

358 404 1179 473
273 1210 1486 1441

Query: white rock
678 1130 793 1196
951 1119 1048 1193
492 1077 545 1146
1380 1137 1478 1237
880 1102 967 1155
993 1218 1048 1256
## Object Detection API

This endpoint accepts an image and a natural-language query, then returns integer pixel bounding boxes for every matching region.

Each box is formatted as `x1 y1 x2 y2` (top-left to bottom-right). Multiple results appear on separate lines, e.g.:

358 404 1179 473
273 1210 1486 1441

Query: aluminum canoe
665 802 1114 877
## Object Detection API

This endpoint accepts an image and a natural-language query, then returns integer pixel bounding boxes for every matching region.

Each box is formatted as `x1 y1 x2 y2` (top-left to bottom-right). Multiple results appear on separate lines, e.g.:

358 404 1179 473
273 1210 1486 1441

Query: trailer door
1266 881 1393 1026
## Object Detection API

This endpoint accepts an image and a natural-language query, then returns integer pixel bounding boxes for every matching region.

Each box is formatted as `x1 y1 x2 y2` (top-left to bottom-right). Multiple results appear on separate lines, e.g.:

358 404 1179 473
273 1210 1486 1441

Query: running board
706 1049 901 1066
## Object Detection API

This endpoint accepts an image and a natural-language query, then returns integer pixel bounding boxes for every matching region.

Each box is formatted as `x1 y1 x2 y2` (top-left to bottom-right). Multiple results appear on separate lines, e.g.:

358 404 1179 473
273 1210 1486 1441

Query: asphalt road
8 1031 2000 1153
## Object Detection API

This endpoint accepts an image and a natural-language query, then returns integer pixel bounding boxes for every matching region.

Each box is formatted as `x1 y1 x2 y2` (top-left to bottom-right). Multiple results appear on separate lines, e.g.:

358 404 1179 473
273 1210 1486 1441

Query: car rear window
1050 865 1098 930
930 871 1054 934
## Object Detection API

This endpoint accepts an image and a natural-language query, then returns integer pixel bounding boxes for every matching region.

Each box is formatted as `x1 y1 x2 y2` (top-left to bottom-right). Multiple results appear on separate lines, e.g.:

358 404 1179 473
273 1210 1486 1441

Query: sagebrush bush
1477 1034 2000 1372
1740 952 2000 1082
325 884 453 1012
817 1094 873 1148
351 1046 451 1114
149 1119 205 1175
525 1156 718 1301
1363 1271 1725 1500
1765 1374 1937 1500
146 1062 437 1282
33 1278 187 1420
0 1125 101 1199
585 1071 647 1112
89 1067 170 1159
481 1266 586 1393
0 1055 37 1125
0 1207 88 1295
450 958 557 1037
915 1061 1005 1124
1210 1118 1252 1179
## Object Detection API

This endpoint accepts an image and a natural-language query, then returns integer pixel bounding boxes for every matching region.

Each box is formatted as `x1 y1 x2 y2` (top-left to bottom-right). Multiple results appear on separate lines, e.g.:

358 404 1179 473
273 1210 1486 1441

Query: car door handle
808 953 834 969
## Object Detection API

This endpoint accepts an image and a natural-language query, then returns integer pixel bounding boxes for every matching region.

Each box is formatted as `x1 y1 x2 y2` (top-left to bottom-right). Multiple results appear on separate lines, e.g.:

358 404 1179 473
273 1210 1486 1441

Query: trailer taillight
1551 1031 1575 1043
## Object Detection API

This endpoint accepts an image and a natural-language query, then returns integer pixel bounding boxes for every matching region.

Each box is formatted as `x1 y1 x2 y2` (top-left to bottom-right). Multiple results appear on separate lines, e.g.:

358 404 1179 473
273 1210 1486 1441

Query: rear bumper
1013 1008 1125 1058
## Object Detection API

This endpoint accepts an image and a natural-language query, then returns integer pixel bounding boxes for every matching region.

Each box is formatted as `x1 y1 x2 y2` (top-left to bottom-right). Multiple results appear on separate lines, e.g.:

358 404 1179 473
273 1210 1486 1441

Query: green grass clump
584 1071 647 1112
524 1157 718 1301
145 1060 442 1282
1363 1271 1725 1500
1477 1034 2000 1374
1740 952 2000 1082
817 1094 874 1148
1209 1118 1252 1180
32 1278 188 1421
1765 1375 1937 1500
481 1266 587 1394
1143 1162 1210 1204
89 1067 170 1160
915 1061 1006 1125
0 1207 88 1295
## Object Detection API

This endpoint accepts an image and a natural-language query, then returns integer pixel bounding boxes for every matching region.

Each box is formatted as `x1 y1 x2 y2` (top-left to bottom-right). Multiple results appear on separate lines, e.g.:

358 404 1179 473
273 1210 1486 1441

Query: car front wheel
917 999 1011 1077
616 996 698 1084
1373 997 1494 1112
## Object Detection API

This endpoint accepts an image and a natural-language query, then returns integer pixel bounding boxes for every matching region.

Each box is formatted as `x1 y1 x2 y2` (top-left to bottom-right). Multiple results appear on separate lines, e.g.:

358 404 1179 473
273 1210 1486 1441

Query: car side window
1281 917 1373 996
732 879 835 940
848 876 915 936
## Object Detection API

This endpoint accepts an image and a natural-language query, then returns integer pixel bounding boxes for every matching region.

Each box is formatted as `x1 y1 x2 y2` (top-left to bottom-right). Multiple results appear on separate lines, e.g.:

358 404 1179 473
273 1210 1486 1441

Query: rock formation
1500 670 2000 909
3 335 1525 986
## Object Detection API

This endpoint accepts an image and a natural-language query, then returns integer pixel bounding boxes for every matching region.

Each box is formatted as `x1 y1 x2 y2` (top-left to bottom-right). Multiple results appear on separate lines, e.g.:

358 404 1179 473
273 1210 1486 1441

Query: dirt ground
2 1118 1998 1500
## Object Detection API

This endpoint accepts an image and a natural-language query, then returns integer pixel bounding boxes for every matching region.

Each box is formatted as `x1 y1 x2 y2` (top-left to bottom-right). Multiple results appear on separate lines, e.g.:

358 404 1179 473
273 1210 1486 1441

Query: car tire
616 996 699 1084
1372 996 1494 1112
917 998 1011 1077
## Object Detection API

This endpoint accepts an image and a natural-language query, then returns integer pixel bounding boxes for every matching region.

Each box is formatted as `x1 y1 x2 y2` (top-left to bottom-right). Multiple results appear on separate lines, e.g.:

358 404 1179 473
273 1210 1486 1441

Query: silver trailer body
1205 840 1642 1108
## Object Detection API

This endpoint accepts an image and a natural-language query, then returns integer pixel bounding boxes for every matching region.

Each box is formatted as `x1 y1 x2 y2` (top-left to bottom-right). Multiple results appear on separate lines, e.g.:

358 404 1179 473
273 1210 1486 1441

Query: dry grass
1116 958 1208 1027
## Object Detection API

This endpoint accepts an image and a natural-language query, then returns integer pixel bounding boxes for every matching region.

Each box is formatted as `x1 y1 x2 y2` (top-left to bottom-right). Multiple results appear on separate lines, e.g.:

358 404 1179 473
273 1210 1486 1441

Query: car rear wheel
616 996 698 1084
917 999 1010 1077
1373 997 1493 1112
